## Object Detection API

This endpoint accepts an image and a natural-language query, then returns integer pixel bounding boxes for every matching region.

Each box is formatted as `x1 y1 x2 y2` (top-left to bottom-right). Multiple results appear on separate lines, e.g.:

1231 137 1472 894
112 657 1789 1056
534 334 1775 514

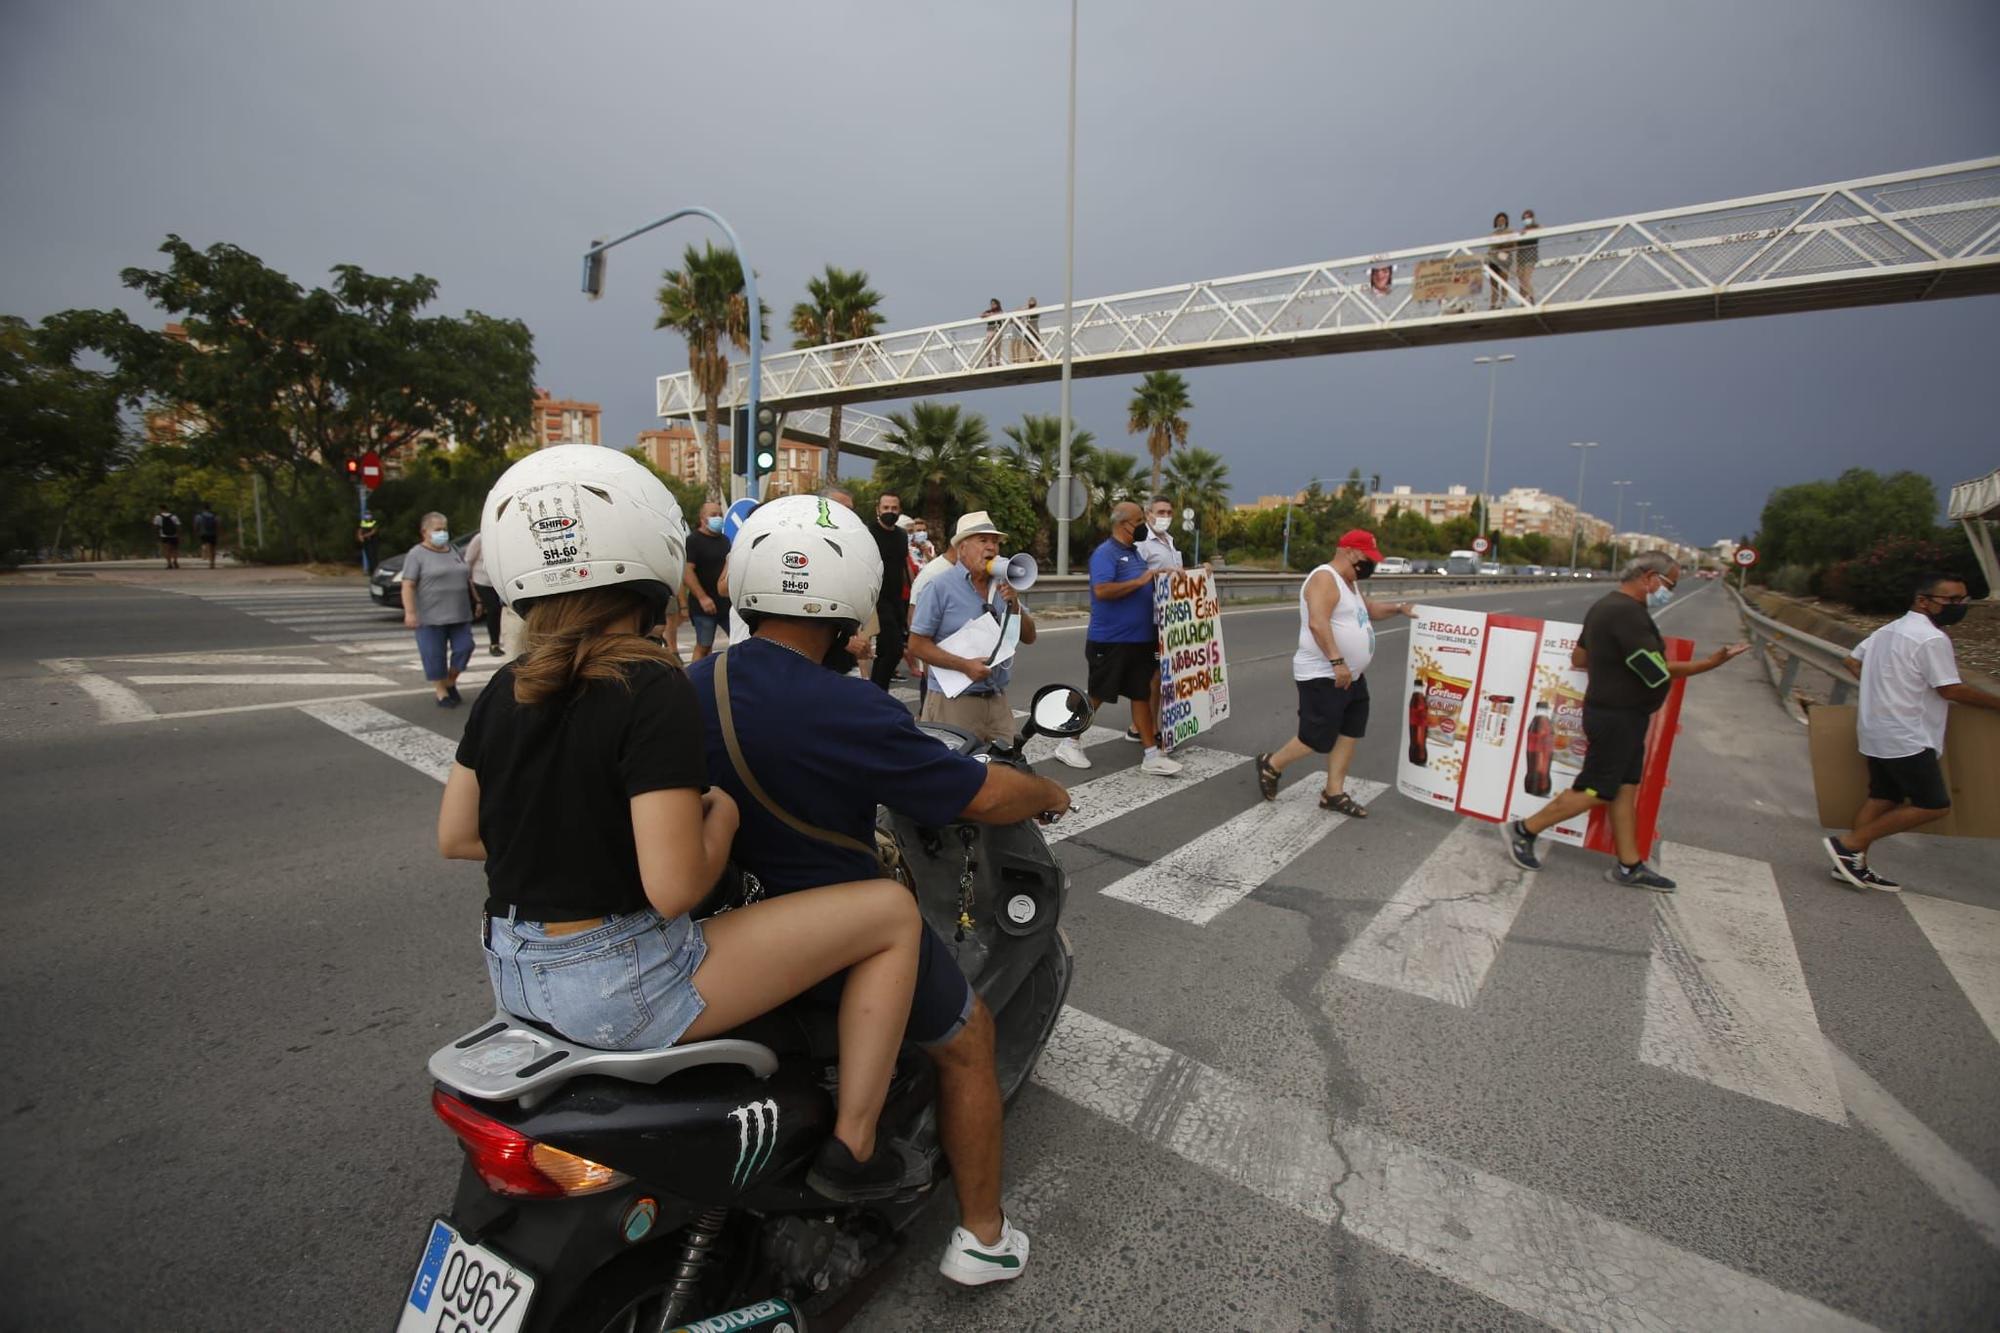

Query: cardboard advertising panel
1156 565 1230 748
1808 703 2000 838
1400 604 1693 860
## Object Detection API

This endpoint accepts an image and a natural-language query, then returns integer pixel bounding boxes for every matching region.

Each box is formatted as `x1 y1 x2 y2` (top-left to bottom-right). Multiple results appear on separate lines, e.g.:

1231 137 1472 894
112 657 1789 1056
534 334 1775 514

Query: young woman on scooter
436 445 922 1201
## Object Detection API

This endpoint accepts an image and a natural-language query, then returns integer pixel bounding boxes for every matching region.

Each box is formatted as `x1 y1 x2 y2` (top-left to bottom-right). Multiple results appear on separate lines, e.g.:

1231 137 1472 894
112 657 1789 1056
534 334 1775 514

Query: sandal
1254 752 1280 801
1320 790 1368 818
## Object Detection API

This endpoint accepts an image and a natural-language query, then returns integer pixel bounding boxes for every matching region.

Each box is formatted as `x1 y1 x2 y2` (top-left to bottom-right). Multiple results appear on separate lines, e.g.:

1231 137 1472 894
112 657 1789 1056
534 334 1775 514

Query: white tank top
1293 564 1374 681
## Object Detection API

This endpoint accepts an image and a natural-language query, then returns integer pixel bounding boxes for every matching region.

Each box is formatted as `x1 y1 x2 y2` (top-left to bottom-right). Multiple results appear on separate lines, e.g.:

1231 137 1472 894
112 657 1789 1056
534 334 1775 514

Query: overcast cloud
4 0 1997 545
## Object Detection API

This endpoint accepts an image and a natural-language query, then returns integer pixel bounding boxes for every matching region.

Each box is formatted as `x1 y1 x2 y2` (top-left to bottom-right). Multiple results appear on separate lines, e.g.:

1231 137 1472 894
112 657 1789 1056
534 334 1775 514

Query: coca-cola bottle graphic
1523 700 1554 797
1408 689 1429 766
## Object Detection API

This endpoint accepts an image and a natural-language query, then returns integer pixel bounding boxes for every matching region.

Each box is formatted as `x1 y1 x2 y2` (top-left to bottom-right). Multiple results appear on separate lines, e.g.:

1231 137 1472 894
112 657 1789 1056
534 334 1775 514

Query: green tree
0 313 132 559
1001 412 1097 563
657 242 770 500
1756 468 1937 571
1126 370 1192 496
788 265 885 482
1376 505 1443 556
876 401 993 534
1079 448 1146 554
1162 446 1232 545
51 237 535 561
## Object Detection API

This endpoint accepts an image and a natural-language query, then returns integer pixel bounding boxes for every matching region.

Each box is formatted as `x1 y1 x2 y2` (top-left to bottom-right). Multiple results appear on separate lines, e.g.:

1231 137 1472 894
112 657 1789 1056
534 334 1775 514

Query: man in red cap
1255 528 1415 812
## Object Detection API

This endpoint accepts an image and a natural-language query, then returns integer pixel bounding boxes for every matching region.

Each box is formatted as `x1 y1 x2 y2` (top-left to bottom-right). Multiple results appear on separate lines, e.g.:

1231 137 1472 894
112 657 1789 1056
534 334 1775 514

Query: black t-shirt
455 658 708 918
871 518 909 605
1579 591 1670 713
686 530 730 607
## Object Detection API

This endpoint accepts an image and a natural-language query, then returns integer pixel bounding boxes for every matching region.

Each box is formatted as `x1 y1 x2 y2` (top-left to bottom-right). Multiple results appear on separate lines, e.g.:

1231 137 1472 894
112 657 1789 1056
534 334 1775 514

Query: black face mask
1354 557 1377 580
878 512 900 528
1926 603 1969 628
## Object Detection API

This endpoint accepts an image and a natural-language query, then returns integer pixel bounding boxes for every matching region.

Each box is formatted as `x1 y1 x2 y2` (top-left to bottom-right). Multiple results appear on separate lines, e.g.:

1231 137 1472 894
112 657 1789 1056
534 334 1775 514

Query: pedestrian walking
909 511 1033 743
1515 209 1541 303
1254 528 1414 812
684 499 732 662
1501 551 1749 890
463 530 504 657
1052 501 1179 775
869 491 912 690
1486 212 1514 311
1824 572 1999 891
979 298 1004 366
1132 494 1186 747
357 514 381 574
192 503 220 569
153 505 181 569
399 511 477 708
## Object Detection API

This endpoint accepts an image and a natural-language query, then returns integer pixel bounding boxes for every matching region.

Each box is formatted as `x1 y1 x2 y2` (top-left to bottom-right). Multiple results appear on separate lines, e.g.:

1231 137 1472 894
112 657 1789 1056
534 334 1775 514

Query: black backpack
158 513 179 538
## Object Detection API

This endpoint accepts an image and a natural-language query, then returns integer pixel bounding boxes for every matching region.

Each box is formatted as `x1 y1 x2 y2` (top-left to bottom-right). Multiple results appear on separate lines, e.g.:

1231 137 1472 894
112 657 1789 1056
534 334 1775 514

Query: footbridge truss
658 157 2000 415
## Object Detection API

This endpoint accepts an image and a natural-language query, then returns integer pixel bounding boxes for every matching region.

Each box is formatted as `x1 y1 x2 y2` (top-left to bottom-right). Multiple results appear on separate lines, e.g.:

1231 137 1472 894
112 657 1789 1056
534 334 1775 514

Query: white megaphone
985 553 1039 591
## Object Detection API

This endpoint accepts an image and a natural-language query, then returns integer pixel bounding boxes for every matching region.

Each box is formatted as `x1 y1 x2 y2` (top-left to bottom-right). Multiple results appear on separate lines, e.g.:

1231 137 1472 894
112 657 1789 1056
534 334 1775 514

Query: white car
1376 557 1413 575
1480 562 1502 576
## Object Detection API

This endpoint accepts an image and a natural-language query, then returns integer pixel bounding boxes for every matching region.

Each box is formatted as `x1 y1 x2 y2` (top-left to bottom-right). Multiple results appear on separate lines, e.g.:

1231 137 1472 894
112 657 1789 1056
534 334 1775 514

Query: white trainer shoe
939 1217 1030 1286
1140 751 1183 776
1051 737 1091 770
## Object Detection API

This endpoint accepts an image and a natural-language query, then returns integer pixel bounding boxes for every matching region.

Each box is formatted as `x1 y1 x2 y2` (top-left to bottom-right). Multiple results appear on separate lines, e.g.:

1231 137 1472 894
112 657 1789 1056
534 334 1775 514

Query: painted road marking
1098 777 1389 924
1033 1006 1871 1331
99 652 330 666
43 658 156 724
1044 746 1249 845
1639 841 1843 1122
1825 1041 2000 1251
298 700 459 783
125 672 397 687
309 630 408 643
1022 724 1125 766
1331 819 1534 1007
1900 894 2000 1047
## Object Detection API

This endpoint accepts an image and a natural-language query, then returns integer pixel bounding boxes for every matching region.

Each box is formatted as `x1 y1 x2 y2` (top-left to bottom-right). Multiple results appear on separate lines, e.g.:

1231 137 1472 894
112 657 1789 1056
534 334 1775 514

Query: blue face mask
1646 584 1672 611
705 516 723 533
429 529 450 547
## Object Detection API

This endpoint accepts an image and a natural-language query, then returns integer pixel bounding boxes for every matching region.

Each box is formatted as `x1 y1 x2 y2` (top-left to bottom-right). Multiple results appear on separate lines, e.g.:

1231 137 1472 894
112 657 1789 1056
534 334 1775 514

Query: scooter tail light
431 1089 630 1198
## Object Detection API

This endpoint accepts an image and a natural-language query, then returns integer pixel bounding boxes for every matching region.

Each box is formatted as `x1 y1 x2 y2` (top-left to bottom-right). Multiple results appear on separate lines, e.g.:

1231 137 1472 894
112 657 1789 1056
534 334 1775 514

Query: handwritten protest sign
1156 565 1229 747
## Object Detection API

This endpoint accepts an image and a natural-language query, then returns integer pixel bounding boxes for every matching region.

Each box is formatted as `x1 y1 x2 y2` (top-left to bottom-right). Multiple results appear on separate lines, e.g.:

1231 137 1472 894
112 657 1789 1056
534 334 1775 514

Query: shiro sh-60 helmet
480 445 686 610
727 494 882 626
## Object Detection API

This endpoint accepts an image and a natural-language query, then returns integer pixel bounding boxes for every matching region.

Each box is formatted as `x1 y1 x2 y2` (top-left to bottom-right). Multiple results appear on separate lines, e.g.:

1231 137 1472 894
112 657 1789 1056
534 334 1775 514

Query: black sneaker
1501 818 1541 871
446 684 463 704
806 1136 930 1202
1606 861 1676 892
1827 864 1902 893
1822 836 1871 891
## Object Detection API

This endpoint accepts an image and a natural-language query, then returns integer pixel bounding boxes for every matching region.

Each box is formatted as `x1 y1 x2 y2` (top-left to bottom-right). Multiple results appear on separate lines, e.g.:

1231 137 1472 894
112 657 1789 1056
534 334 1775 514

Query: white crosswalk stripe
299 700 459 782
1900 894 2000 1047
1044 745 1248 844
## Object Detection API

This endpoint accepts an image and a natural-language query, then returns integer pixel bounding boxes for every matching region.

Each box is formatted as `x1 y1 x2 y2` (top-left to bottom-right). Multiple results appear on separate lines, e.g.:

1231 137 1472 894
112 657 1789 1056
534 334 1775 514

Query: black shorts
160 537 179 548
807 923 972 1047
1573 704 1651 798
1086 639 1156 704
1296 674 1370 752
1866 749 1951 811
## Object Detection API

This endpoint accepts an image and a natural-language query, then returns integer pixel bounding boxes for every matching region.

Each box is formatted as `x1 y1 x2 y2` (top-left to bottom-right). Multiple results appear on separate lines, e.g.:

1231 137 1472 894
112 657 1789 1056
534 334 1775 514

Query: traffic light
731 405 779 476
582 239 607 300
752 404 777 474
344 457 360 479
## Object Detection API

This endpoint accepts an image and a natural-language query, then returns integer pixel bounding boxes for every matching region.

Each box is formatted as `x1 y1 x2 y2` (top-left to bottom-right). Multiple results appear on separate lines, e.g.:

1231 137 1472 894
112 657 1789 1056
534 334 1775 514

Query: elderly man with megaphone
907 511 1039 743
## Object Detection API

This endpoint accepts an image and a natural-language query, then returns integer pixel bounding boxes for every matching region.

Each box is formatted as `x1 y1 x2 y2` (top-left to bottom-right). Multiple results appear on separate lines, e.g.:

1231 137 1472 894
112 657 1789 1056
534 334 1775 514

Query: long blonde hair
511 586 680 707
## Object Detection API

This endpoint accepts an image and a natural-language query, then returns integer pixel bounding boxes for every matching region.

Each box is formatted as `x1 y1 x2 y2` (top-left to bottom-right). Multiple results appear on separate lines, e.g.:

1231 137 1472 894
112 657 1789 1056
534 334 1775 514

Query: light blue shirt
910 565 1010 694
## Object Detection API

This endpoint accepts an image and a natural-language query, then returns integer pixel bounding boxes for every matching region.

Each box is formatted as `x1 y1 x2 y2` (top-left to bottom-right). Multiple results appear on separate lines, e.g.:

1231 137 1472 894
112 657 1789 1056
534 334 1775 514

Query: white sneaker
1140 751 1183 776
939 1217 1030 1286
1051 737 1091 770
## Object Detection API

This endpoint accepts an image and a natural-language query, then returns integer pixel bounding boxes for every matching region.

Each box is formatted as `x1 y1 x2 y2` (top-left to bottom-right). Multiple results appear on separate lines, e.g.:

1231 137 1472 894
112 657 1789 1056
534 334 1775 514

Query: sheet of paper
929 615 1003 699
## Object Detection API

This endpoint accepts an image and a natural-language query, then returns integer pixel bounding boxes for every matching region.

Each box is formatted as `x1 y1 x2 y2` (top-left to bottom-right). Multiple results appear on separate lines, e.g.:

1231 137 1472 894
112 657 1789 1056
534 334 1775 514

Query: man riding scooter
687 495 1071 1286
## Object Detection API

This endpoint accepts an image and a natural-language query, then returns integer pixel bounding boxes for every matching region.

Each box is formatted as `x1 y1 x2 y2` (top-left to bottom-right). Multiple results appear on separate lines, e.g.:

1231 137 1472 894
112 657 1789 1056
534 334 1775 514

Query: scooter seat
430 1011 779 1106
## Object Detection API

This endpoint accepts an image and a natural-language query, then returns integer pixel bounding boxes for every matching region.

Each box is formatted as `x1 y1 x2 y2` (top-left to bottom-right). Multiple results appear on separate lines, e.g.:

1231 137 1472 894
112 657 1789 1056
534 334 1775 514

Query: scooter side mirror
1028 684 1091 738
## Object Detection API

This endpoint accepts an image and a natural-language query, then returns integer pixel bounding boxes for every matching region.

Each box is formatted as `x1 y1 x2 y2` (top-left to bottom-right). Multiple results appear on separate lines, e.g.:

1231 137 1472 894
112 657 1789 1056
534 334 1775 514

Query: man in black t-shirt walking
153 505 181 569
1501 551 1747 891
868 491 912 690
683 500 732 661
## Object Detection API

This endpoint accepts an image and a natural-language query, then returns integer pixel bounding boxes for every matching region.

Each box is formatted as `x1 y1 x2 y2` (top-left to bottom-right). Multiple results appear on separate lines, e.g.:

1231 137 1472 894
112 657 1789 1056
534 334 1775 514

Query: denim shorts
415 622 474 681
482 909 709 1050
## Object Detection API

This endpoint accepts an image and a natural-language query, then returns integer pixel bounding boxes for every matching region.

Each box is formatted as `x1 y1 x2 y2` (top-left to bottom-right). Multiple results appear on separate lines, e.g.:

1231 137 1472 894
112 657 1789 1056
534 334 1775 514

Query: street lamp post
1566 440 1597 571
1473 354 1514 548
1280 479 1317 571
1635 501 1652 556
582 206 764 500
1610 479 1631 570
1055 0 1080 575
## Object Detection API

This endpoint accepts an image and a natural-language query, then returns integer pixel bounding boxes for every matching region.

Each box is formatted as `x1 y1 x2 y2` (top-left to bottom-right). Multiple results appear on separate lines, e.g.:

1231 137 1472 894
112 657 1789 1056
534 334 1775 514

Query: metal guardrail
1023 569 1589 612
1724 583 1856 706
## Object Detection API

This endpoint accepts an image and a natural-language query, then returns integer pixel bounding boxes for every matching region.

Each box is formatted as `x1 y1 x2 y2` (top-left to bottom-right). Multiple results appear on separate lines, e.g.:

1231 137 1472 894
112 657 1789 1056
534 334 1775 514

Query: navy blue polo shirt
1087 537 1155 643
687 637 989 893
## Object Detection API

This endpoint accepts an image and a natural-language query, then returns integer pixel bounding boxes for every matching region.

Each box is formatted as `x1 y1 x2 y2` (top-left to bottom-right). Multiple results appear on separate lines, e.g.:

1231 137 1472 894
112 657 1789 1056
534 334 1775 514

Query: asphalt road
1 571 1996 1331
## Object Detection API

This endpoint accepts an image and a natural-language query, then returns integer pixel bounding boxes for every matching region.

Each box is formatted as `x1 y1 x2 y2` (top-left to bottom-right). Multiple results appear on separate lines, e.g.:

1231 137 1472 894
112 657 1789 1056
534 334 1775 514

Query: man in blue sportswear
1052 501 1180 776
688 494 1070 1286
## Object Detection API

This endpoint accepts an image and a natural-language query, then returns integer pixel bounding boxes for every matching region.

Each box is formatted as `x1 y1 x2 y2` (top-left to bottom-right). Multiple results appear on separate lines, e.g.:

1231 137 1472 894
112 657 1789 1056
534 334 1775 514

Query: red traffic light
345 457 360 477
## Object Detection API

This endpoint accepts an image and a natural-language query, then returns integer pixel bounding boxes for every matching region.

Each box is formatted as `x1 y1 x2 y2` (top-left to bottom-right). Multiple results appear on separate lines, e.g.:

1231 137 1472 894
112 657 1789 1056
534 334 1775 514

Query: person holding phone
1501 551 1748 890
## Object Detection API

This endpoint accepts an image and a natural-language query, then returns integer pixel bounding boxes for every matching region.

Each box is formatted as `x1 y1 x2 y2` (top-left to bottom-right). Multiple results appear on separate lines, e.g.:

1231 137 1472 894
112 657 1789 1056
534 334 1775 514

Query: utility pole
1055 0 1080 575
1566 441 1597 570
1473 354 1514 549
1610 480 1631 570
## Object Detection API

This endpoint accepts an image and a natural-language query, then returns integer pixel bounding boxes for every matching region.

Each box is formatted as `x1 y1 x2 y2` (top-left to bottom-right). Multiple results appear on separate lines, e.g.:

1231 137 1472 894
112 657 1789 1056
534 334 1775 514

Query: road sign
1472 537 1491 554
1733 546 1759 567
1181 506 1194 522
360 451 382 491
1045 476 1088 523
1181 517 1194 534
723 497 758 541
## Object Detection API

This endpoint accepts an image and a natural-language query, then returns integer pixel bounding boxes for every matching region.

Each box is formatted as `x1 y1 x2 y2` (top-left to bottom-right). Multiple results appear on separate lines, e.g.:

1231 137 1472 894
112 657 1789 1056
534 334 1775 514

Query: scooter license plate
395 1218 537 1333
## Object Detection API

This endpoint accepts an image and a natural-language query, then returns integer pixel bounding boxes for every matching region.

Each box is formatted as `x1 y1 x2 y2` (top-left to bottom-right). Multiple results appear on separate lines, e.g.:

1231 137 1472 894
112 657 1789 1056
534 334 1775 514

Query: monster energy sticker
728 1098 779 1186
814 498 837 529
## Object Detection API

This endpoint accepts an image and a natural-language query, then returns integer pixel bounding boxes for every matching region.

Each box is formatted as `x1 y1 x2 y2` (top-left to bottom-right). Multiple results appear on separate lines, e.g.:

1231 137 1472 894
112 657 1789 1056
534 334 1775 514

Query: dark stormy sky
4 0 1997 545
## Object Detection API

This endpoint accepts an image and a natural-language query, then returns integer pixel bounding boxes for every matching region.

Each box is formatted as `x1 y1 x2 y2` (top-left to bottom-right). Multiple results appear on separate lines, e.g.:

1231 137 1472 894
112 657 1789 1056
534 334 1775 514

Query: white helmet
480 445 686 610
728 494 881 626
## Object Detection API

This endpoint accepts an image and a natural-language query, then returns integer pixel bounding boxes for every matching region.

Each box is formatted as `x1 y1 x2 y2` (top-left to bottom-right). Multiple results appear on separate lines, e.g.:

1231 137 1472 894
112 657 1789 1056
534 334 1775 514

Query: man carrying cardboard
1824 572 2000 891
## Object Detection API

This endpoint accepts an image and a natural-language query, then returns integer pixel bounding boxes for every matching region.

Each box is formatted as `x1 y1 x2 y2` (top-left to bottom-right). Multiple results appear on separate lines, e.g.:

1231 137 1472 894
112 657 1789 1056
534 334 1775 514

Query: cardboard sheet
1809 703 2000 838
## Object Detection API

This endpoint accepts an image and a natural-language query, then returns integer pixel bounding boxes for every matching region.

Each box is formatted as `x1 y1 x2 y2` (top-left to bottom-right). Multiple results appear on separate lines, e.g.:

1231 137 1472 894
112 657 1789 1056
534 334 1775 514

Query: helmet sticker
814 499 838 529
781 551 808 570
522 485 589 567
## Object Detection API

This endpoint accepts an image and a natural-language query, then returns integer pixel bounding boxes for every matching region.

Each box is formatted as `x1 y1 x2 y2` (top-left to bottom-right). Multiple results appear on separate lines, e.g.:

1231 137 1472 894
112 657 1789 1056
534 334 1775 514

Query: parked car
1480 562 1503 576
369 532 476 611
1376 556 1413 576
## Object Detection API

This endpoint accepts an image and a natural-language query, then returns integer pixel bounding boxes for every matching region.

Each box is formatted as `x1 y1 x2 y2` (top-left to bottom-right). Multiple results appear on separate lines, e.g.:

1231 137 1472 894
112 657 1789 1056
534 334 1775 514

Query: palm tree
1126 370 1193 496
1001 412 1097 563
877 401 993 534
1162 446 1232 536
1080 448 1145 543
656 242 769 500
788 265 885 482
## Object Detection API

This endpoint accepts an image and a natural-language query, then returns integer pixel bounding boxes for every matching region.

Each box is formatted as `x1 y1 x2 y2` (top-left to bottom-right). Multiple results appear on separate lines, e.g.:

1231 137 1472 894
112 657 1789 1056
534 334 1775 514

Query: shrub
1821 534 1989 614
1767 563 1814 596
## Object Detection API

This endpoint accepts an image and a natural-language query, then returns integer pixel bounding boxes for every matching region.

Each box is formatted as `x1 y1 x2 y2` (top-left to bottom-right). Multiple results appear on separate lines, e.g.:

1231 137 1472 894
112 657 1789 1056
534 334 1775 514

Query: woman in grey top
399 511 477 707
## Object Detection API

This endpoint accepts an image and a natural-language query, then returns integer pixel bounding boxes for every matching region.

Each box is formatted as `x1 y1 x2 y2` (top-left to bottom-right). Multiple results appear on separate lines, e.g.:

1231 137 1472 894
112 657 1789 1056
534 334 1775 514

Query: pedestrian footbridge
659 157 2000 414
